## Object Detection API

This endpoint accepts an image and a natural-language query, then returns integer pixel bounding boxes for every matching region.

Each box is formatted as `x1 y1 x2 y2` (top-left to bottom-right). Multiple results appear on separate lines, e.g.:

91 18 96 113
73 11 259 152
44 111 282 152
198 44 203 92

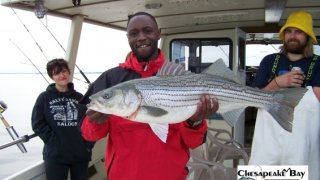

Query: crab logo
238 177 255 180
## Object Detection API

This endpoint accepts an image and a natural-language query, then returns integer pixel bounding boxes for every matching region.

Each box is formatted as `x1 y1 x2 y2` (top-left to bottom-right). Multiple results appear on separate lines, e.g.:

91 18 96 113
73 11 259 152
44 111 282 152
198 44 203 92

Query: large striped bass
87 59 307 142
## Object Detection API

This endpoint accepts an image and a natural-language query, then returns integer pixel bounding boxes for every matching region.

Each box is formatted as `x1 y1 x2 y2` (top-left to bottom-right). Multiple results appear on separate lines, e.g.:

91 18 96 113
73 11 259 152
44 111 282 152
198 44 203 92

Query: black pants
45 161 89 180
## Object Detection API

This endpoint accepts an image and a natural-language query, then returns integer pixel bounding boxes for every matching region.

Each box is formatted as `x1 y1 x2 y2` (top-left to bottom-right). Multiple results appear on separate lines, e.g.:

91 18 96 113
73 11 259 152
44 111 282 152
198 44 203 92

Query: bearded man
249 10 320 180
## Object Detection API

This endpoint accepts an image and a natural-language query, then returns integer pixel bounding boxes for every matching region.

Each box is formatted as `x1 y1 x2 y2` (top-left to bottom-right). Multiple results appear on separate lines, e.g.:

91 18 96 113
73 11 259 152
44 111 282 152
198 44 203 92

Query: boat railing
0 133 37 152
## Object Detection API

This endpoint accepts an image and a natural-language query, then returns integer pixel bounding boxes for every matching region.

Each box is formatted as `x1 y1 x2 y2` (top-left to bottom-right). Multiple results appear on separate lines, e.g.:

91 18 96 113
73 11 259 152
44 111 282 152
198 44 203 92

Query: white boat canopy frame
2 0 320 36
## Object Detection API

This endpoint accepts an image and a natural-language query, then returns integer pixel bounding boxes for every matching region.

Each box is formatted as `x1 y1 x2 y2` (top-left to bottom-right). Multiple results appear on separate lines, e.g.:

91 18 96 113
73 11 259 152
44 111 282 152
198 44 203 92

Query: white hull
3 138 107 180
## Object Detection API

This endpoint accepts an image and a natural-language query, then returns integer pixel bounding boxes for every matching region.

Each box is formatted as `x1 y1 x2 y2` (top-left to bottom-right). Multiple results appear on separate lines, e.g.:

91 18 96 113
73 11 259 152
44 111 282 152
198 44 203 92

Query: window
170 38 232 73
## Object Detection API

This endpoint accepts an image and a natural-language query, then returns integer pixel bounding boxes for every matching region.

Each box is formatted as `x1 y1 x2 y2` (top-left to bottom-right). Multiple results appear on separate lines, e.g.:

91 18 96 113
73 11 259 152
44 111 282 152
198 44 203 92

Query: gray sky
0 6 131 178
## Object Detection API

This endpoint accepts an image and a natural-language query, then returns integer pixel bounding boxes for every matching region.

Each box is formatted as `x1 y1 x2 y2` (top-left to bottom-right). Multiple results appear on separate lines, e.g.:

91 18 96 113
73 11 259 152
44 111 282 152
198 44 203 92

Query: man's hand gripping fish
87 59 307 143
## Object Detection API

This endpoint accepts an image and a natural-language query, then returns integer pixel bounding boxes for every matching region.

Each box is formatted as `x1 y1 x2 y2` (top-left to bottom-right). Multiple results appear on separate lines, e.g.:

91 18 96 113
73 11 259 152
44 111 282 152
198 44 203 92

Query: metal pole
0 134 37 150
0 101 28 153
0 113 28 153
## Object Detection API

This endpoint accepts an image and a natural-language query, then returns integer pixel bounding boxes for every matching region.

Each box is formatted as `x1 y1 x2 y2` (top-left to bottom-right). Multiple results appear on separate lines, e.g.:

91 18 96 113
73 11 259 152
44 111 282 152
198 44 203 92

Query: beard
284 39 307 54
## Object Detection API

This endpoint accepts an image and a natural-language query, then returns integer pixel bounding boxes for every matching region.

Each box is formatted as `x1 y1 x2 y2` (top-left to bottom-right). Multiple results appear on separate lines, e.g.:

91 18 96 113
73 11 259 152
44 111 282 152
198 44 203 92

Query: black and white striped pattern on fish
88 59 307 138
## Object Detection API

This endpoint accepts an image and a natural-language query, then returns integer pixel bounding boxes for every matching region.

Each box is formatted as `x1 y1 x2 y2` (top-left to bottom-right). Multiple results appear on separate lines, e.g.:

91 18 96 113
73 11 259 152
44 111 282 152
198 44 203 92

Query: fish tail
267 87 307 132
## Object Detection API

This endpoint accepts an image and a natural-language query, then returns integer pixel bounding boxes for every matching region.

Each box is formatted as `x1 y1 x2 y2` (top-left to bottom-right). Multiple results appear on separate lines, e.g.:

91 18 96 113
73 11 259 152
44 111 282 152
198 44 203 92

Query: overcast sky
0 5 133 178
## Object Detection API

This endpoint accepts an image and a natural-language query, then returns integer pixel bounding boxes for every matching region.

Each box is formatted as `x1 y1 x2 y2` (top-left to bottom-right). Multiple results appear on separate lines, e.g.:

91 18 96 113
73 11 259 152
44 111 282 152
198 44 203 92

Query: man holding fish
80 12 218 180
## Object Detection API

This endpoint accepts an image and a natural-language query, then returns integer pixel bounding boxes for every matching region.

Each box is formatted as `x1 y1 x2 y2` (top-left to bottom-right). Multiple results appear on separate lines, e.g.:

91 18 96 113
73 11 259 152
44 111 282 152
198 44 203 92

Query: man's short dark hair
127 12 158 27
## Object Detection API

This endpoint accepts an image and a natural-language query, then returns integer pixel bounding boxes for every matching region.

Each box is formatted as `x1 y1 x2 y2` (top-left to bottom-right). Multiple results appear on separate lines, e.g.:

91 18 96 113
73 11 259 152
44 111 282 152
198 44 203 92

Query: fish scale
136 74 274 110
88 60 307 142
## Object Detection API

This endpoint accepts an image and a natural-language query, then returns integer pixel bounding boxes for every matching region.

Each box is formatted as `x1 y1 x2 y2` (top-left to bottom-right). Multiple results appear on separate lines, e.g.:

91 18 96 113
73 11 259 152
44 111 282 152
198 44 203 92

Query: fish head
87 84 141 117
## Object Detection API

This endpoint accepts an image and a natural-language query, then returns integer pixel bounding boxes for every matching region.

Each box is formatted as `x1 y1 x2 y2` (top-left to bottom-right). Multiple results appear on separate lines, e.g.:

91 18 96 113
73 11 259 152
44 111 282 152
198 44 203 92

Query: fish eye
102 91 112 99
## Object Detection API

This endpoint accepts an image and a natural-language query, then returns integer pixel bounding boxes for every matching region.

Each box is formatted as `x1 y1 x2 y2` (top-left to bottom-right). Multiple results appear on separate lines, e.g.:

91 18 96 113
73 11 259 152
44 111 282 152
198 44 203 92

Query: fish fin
203 58 241 84
157 61 192 76
140 106 168 117
221 108 246 127
149 123 169 143
268 87 308 132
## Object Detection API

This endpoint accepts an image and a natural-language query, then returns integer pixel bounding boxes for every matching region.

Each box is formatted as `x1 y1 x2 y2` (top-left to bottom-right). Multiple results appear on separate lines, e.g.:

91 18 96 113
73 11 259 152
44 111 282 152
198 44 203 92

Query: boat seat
187 127 250 180
206 127 250 167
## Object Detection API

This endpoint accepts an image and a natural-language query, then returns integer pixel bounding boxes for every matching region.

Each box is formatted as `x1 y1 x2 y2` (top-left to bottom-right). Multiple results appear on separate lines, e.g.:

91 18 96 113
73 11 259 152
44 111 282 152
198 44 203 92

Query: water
0 5 129 179
0 133 43 179
0 73 99 179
